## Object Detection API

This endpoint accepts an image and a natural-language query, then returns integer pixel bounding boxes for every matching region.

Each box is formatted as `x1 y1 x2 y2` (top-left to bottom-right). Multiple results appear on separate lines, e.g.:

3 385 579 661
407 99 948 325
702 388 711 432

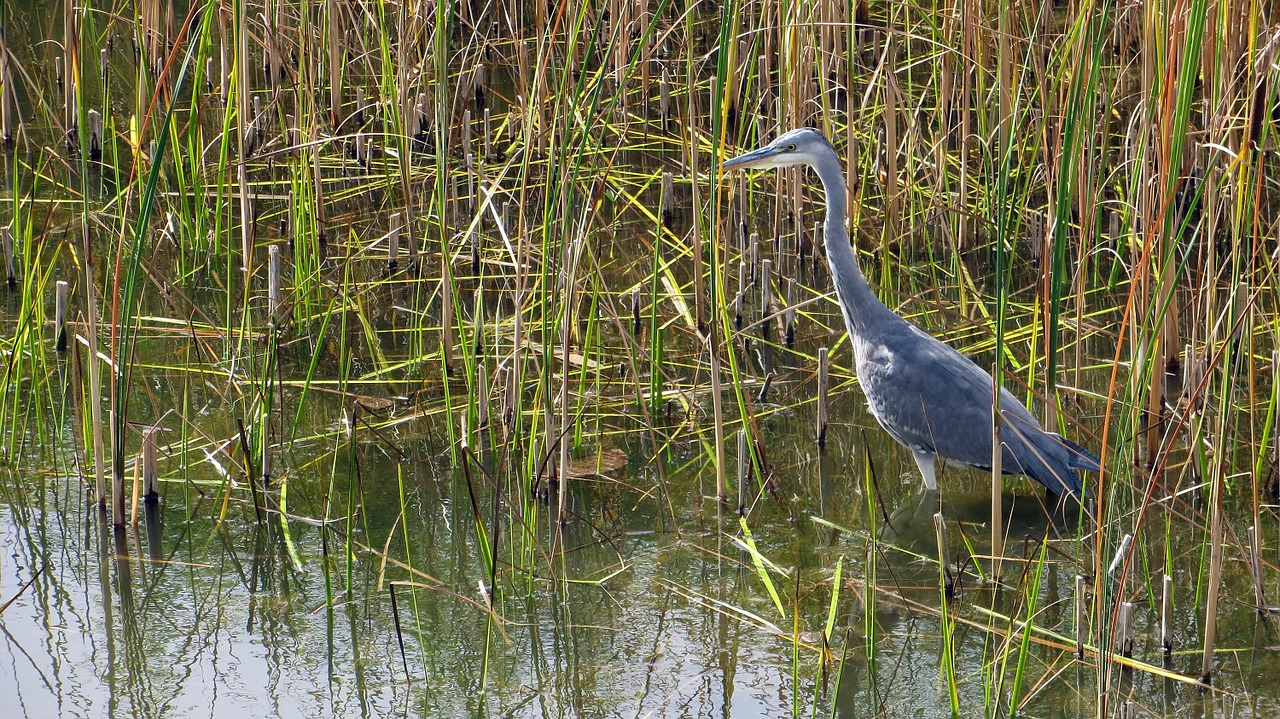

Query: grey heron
722 128 1099 500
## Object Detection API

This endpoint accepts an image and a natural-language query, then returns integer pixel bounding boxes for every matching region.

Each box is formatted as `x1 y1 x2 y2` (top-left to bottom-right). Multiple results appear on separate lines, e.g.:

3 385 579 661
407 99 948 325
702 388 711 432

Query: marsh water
4 287 1278 719
5 381 1279 718
6 392 1275 718
1 1 1279 718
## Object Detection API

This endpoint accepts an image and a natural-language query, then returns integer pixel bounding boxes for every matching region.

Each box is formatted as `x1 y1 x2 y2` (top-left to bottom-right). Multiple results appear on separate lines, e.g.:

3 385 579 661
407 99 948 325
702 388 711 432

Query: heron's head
720 127 835 172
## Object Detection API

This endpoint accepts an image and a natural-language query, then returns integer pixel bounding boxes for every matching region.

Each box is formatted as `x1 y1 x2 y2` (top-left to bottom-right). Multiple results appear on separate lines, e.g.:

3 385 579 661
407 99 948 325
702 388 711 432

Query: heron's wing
1050 433 1102 471
857 323 1081 496
998 409 1084 496
858 324 999 466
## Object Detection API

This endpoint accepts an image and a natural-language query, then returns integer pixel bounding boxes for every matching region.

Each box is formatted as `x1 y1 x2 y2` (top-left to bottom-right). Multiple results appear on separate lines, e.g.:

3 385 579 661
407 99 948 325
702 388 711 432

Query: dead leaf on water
562 447 628 479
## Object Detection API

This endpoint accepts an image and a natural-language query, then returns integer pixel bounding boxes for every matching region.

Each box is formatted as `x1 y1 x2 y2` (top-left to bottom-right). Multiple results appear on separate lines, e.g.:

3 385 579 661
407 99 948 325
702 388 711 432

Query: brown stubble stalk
63 0 78 139
1241 17 1272 581
882 38 898 246
1064 3 1100 410
688 105 726 502
226 2 250 277
84 225 106 506
1144 2 1195 474
957 1 973 250
1202 435 1224 683
62 0 107 509
327 0 340 129
0 26 11 146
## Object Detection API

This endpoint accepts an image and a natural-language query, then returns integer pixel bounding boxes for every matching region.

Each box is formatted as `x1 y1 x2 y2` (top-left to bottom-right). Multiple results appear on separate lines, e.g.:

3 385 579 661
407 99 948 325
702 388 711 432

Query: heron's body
723 128 1098 499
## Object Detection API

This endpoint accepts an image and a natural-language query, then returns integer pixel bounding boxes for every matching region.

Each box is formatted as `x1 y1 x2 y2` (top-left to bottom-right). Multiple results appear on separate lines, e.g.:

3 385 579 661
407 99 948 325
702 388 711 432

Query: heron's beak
721 144 783 171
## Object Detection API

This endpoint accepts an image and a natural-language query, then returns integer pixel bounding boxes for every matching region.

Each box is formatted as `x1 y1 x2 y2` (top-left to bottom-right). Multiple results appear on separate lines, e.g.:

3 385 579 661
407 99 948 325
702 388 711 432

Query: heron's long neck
812 159 892 334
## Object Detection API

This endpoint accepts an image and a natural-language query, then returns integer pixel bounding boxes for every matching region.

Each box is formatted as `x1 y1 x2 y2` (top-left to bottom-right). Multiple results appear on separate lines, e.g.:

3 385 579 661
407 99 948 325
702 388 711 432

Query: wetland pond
1 1 1280 717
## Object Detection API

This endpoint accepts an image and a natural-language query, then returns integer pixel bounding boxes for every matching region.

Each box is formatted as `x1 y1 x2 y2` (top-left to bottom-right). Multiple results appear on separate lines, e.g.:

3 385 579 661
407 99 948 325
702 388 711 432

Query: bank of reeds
0 0 1276 715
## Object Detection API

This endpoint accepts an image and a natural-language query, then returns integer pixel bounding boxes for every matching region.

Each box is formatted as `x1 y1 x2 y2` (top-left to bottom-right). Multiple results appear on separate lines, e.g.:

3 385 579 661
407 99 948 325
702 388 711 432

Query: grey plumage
722 128 1098 499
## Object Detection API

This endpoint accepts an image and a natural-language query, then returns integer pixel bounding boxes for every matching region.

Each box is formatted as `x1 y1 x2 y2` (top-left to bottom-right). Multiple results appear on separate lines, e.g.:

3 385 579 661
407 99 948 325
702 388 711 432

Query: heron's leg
913 487 941 524
912 449 938 491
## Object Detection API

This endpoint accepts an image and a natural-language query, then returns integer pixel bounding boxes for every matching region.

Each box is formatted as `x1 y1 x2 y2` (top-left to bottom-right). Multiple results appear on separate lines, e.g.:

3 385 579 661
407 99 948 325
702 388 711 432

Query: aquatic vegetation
0 1 1276 717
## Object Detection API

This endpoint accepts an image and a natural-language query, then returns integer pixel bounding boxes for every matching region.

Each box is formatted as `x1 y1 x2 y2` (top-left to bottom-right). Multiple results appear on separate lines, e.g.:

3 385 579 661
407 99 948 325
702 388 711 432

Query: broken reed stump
734 261 746 330
113 450 127 527
142 427 159 501
0 30 11 146
388 213 401 273
933 512 953 595
783 278 796 346
660 171 674 229
87 109 102 160
1160 573 1173 655
473 62 486 112
631 286 642 335
1113 532 1135 574
476 360 490 430
756 371 774 403
816 347 829 447
1202 466 1224 684
55 280 69 351
1116 601 1134 658
736 428 748 515
1248 525 1266 612
759 258 772 338
1075 574 1087 658
659 68 670 127
267 244 282 327
2 225 14 287
469 219 480 277
442 266 454 374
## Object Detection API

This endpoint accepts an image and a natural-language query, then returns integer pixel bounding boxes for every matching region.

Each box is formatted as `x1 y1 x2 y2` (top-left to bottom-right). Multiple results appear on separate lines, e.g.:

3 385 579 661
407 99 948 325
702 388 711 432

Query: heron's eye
786 143 797 151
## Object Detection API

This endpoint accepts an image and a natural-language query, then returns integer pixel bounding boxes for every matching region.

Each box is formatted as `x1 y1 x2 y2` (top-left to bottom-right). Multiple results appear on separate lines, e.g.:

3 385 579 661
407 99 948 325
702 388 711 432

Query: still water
2 381 1277 718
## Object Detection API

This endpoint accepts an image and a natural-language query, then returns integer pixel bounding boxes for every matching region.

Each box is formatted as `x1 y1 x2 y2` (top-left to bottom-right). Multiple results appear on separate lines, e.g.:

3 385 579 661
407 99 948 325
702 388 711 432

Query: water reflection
2 439 1277 718
0 477 408 718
